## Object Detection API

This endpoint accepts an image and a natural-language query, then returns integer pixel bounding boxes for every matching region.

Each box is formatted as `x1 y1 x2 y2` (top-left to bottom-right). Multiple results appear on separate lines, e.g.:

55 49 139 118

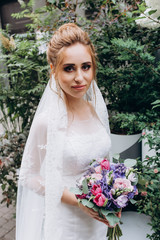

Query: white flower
115 195 128 208
128 172 137 182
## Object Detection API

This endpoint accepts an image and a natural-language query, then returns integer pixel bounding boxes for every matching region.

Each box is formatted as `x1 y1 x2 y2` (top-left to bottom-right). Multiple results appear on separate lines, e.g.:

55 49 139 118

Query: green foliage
83 0 160 134
151 99 160 109
0 31 48 131
109 110 158 134
109 112 145 134
96 36 160 114
136 120 160 240
0 130 28 206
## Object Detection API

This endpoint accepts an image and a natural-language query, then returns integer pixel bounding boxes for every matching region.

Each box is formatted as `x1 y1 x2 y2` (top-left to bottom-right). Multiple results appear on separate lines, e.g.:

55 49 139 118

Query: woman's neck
65 97 92 122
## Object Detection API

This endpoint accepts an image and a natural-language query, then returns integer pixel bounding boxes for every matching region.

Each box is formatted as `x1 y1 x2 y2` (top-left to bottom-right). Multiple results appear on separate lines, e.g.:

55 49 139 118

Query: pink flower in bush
91 184 102 195
113 178 133 192
93 193 106 207
141 191 147 197
100 159 110 170
154 169 158 174
142 132 146 136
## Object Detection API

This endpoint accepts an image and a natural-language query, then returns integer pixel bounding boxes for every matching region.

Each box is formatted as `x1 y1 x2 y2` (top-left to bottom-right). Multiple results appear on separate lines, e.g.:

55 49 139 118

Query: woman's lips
72 85 86 90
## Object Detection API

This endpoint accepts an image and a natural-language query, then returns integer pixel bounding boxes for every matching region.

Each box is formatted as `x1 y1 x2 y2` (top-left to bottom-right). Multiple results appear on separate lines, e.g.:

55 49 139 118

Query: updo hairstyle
47 23 97 80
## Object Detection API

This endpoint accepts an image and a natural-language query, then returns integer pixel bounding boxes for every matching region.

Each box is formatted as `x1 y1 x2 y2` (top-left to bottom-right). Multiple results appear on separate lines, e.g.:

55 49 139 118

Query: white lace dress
61 115 111 240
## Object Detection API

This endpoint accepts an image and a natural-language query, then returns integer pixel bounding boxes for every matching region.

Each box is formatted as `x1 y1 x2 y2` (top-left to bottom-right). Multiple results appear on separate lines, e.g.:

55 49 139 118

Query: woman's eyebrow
82 61 92 64
63 63 75 67
63 61 92 66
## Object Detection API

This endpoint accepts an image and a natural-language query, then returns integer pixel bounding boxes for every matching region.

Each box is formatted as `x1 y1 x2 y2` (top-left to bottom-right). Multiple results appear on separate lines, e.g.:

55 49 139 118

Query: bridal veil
16 76 110 240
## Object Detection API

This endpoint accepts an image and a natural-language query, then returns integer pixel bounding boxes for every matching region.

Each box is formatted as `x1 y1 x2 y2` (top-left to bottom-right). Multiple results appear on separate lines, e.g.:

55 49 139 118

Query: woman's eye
64 66 74 72
82 64 91 71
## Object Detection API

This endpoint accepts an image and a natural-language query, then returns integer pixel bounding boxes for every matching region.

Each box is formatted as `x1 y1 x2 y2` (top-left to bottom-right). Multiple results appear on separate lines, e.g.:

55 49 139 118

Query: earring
55 80 62 97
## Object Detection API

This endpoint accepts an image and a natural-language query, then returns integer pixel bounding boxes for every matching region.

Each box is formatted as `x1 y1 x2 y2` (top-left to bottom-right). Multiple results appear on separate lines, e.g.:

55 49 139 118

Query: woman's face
55 43 94 101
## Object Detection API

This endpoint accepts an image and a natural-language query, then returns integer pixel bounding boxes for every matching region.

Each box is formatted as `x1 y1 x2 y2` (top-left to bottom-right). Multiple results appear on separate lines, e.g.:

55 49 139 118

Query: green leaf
113 153 120 160
148 10 157 16
103 198 108 207
101 209 114 217
81 199 94 208
70 187 83 195
105 213 120 227
130 199 137 204
1 184 6 191
138 3 147 13
82 178 89 194
124 159 137 168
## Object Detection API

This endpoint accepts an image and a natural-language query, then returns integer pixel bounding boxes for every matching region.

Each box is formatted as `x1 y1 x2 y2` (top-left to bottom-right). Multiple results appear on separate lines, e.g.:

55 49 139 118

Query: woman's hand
61 188 121 227
78 203 115 228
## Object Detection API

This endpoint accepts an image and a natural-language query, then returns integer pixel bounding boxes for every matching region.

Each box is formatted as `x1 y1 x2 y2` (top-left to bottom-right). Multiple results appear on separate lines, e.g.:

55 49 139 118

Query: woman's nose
74 69 83 83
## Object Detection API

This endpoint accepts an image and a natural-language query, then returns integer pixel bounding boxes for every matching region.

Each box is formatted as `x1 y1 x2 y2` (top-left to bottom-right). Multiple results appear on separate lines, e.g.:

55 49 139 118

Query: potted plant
109 111 146 160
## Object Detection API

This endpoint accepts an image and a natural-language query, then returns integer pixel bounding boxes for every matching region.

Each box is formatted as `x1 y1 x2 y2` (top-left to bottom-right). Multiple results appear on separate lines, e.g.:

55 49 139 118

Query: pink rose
91 184 102 195
113 178 133 192
100 159 110 170
93 193 106 207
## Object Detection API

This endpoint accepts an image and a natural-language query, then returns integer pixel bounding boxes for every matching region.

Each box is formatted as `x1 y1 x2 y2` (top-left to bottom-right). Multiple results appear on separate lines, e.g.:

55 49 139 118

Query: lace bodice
63 116 111 183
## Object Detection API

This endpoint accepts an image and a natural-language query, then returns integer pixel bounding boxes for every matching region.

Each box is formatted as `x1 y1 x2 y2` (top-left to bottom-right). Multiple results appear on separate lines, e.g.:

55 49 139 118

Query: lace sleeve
19 113 47 196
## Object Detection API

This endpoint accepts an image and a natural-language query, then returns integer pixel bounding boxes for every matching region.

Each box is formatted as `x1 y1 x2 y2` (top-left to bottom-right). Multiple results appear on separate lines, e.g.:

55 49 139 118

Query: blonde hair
47 23 97 80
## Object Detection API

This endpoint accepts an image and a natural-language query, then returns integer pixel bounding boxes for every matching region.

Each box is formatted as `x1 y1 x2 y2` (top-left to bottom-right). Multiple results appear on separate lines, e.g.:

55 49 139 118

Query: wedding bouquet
71 158 140 240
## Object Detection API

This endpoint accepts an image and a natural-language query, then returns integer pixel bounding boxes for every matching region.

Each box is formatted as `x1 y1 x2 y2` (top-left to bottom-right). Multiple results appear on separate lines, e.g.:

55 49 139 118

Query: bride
16 23 113 240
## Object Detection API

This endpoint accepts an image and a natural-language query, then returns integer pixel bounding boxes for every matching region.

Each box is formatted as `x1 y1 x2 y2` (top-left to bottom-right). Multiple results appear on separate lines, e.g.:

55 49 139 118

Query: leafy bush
136 120 160 240
109 109 159 134
0 31 48 131
0 130 28 206
109 112 146 135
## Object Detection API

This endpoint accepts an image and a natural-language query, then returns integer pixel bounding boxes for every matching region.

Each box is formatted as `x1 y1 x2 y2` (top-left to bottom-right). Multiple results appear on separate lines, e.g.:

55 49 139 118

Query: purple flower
115 195 128 208
113 163 127 178
128 186 137 199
